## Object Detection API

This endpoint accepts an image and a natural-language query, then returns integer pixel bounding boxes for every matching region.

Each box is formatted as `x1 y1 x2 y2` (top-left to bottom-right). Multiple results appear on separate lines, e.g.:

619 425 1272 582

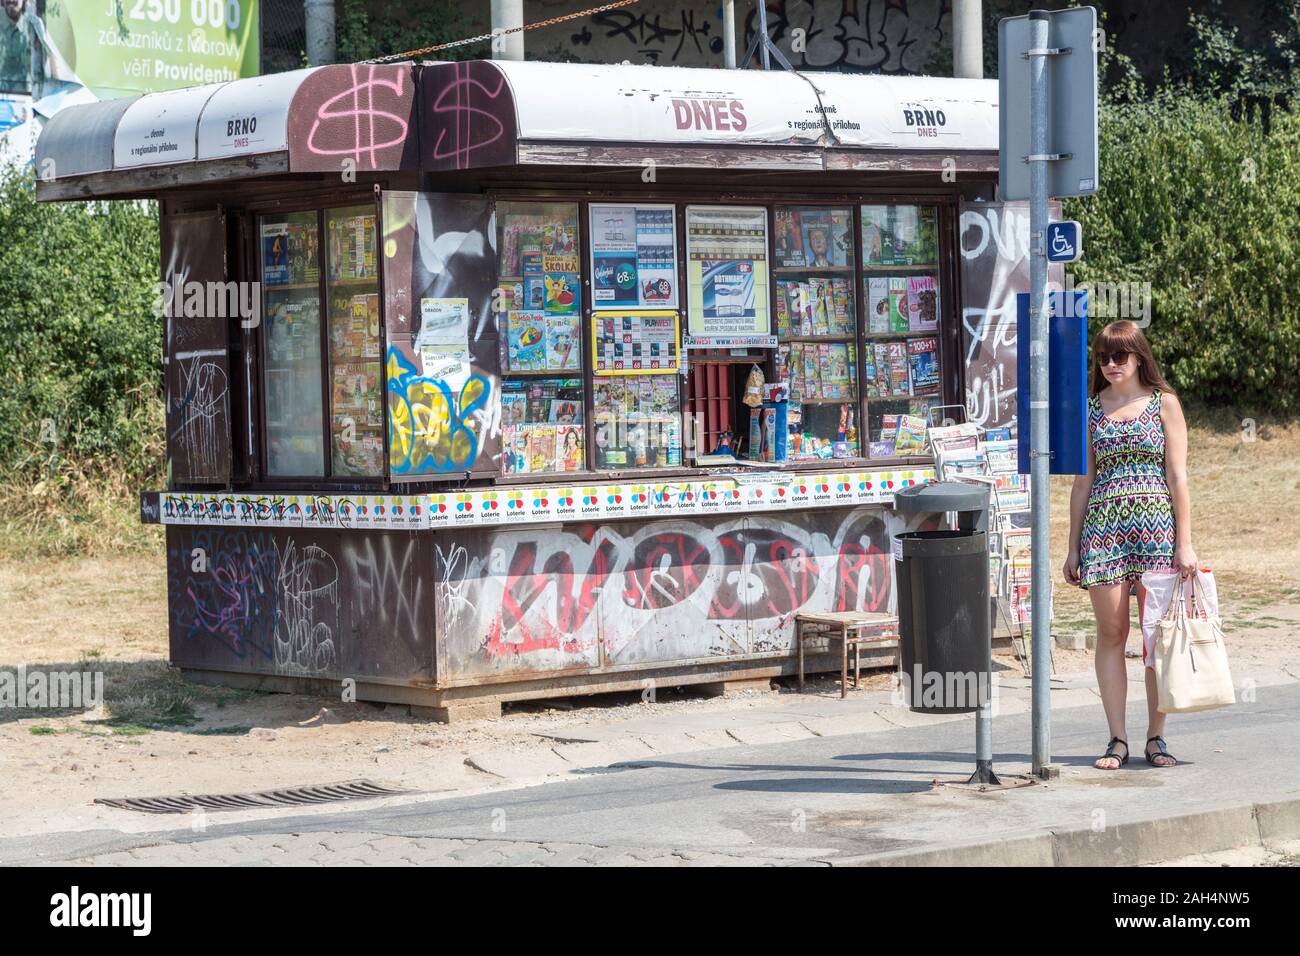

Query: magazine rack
924 409 1035 672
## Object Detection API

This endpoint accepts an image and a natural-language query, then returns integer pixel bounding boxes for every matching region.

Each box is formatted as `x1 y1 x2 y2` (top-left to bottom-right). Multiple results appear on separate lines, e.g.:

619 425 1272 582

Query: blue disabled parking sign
1047 220 1083 262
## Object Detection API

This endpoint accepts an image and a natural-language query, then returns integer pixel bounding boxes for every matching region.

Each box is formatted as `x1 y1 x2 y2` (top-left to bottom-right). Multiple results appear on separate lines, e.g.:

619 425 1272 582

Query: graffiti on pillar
433 506 934 679
548 0 947 72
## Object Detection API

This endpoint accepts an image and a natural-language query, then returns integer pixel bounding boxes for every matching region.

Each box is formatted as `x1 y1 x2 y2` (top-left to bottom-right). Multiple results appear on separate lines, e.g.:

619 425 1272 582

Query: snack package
742 364 765 408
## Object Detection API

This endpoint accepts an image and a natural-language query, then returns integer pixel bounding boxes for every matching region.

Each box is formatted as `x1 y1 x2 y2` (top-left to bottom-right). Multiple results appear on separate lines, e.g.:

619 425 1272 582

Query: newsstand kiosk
36 60 1030 720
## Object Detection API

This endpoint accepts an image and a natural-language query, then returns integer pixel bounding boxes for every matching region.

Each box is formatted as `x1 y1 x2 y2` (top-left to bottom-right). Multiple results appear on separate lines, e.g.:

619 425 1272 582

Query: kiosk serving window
860 204 944 458
260 203 382 479
496 201 585 476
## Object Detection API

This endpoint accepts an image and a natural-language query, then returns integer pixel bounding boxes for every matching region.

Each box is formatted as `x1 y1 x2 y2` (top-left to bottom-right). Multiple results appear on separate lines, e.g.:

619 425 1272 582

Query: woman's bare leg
1090 581 1132 767
1137 579 1175 766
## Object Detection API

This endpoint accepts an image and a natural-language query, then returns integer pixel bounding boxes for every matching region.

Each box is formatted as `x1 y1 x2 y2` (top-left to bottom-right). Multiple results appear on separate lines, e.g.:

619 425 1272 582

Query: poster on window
590 204 678 310
592 310 680 375
685 206 769 337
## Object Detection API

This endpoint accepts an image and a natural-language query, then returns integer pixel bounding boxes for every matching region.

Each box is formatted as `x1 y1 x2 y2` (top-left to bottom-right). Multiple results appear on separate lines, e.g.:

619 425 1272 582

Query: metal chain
361 0 644 64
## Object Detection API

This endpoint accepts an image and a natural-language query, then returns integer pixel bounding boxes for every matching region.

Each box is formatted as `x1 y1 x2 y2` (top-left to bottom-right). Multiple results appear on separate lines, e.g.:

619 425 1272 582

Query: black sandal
1145 735 1177 767
1095 736 1128 769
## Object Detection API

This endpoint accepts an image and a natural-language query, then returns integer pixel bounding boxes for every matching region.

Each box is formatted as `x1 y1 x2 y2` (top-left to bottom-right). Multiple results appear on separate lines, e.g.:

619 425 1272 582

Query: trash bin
891 482 991 714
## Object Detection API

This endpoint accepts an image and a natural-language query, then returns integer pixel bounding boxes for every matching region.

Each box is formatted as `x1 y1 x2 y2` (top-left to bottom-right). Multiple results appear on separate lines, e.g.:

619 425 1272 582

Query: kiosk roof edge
36 60 1000 200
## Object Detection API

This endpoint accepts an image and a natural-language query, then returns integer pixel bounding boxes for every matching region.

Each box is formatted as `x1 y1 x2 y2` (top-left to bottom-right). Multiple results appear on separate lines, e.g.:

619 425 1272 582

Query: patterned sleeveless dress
1078 388 1177 589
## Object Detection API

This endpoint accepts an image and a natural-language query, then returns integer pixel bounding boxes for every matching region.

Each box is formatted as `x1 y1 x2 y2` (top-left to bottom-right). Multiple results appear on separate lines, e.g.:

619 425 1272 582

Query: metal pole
304 0 336 66
953 0 983 79
1027 9 1052 777
491 0 525 61
757 2 771 70
723 0 737 69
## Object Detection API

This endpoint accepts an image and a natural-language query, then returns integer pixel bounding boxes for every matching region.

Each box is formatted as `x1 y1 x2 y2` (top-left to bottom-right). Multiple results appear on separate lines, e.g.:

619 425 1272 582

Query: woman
1062 320 1196 770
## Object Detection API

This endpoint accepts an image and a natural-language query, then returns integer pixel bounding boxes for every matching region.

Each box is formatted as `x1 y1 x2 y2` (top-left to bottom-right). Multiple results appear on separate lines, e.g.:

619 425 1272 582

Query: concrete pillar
491 0 525 61
953 0 983 79
305 0 337 66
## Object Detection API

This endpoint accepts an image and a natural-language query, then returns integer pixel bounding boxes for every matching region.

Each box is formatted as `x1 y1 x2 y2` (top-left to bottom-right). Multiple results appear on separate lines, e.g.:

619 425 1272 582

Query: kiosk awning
36 63 419 200
36 60 997 200
419 60 998 171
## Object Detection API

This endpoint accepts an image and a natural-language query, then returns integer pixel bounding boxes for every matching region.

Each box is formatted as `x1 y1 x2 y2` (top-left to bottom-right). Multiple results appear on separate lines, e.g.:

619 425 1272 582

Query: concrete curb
830 796 1300 866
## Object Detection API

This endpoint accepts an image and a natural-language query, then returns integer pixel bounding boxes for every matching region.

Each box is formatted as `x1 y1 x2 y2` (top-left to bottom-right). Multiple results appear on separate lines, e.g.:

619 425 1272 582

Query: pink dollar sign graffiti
430 62 507 170
307 64 409 169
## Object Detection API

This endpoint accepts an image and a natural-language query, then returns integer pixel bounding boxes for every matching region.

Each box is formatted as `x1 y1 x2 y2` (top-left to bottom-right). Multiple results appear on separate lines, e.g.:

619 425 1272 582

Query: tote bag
1154 572 1235 714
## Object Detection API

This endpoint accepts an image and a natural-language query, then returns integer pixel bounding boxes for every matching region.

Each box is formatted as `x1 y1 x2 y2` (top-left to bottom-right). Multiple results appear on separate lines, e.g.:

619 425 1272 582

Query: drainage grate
94 780 411 814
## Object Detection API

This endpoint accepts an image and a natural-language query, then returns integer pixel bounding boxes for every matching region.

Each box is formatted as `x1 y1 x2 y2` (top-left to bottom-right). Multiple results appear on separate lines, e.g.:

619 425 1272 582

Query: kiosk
36 60 1025 720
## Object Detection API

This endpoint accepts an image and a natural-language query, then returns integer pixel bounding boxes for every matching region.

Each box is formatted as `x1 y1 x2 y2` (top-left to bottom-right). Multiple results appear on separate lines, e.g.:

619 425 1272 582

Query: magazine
888 277 909 333
908 337 940 394
506 311 547 371
894 414 929 456
907 275 939 332
867 277 891 334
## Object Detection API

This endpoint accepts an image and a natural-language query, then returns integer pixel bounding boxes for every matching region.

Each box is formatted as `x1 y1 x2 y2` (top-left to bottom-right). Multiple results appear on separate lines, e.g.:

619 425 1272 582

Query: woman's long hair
1089 320 1176 397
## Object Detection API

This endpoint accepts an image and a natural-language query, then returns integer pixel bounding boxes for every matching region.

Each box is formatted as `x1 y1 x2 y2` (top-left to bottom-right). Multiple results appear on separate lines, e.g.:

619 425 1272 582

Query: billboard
4 0 260 100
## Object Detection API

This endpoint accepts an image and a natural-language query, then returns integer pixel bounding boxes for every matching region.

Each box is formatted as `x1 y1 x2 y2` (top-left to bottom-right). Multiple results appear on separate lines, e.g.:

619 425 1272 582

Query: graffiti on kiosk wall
168 528 430 678
434 506 934 679
959 202 1065 432
382 191 500 477
287 63 417 172
545 0 947 73
387 347 491 474
169 354 229 480
424 60 516 172
168 529 338 676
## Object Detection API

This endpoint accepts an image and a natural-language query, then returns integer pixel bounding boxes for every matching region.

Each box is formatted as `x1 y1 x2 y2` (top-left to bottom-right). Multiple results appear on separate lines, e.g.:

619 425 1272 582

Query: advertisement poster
685 206 769 336
590 204 678 309
592 310 680 375
34 2 261 101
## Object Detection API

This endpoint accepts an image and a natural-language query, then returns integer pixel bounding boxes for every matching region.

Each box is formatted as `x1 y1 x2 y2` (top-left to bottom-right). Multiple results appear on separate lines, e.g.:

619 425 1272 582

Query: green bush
1066 90 1300 412
0 169 162 480
0 168 163 556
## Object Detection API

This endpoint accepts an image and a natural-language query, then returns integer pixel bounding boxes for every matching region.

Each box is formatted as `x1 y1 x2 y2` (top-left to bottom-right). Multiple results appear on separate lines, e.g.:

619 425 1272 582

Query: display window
860 203 943 459
772 205 859 460
259 202 383 479
261 210 326 477
589 204 679 310
496 201 586 475
325 205 384 477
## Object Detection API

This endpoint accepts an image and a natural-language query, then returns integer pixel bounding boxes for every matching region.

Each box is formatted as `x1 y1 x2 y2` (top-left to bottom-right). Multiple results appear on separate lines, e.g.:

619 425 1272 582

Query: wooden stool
795 611 900 698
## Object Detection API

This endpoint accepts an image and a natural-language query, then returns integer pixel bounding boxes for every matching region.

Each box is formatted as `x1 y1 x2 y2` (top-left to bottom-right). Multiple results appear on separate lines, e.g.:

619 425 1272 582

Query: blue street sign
1047 220 1083 262
1017 290 1089 475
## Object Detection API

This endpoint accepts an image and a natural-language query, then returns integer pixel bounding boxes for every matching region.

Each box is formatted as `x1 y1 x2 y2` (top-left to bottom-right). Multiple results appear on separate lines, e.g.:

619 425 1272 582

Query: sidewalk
6 676 1300 866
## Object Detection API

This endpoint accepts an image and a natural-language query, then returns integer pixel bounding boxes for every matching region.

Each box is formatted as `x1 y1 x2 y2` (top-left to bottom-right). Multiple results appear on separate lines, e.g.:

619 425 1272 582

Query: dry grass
1049 414 1300 636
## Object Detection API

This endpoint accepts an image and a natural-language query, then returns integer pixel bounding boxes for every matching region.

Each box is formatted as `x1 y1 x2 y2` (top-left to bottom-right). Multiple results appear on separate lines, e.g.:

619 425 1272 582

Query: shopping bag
1152 572 1235 714
1140 568 1218 667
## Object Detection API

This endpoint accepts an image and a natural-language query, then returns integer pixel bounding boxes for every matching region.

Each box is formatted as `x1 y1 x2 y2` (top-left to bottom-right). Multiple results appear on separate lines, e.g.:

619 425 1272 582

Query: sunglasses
1095 350 1132 367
